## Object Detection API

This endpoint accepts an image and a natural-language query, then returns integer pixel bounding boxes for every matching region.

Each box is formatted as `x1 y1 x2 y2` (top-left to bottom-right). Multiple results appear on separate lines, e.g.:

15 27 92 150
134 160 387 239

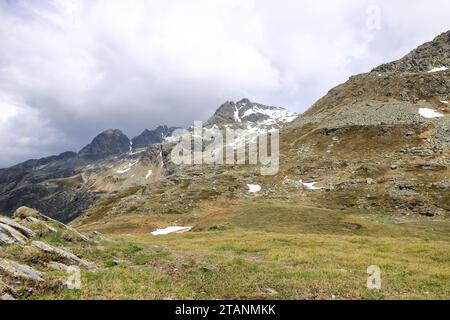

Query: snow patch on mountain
242 106 298 124
428 66 448 73
116 160 139 174
116 168 131 174
234 105 242 123
151 226 192 235
247 184 262 193
299 180 320 190
419 108 444 118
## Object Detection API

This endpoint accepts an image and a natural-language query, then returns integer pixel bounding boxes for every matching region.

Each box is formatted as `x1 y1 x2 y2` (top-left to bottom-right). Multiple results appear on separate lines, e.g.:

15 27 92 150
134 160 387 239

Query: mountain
73 31 449 230
78 129 130 160
205 98 298 127
131 126 179 149
1 31 449 300
0 127 169 221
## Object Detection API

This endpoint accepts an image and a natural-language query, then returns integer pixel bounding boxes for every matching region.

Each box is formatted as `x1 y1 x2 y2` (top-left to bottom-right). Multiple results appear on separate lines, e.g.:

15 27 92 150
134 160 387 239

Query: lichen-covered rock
0 259 44 282
13 206 42 220
46 261 70 271
0 293 15 300
26 216 58 234
0 228 15 244
13 206 91 242
32 241 95 269
0 223 28 245
0 216 36 238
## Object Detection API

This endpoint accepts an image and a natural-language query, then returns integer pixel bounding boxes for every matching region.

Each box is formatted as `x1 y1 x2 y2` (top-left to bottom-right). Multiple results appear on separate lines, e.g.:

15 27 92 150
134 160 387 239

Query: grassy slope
32 198 449 300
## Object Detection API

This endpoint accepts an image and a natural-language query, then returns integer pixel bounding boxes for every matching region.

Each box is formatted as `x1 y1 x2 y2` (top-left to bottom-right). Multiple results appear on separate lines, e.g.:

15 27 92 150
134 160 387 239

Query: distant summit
131 125 179 149
205 98 298 127
78 129 130 160
372 30 450 74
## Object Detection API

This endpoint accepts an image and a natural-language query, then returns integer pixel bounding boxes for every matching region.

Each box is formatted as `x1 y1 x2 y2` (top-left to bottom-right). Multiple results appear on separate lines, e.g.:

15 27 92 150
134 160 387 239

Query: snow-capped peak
206 98 298 127
241 105 298 125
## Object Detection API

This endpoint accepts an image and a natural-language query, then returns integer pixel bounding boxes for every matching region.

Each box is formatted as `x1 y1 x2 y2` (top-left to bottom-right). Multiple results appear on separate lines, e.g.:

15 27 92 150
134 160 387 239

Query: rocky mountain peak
78 129 130 160
372 30 450 74
205 98 298 127
131 125 179 149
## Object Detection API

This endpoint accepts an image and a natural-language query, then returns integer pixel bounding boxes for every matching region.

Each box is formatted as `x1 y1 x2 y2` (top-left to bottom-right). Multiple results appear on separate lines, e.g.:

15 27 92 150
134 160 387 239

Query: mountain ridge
1 31 449 223
0 99 295 221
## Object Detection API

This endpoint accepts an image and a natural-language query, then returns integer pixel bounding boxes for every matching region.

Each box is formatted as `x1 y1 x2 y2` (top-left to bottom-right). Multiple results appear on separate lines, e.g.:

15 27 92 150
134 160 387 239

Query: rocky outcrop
0 207 95 299
32 241 95 269
372 31 450 74
0 224 27 244
0 216 36 238
13 206 90 242
0 207 92 245
0 259 44 282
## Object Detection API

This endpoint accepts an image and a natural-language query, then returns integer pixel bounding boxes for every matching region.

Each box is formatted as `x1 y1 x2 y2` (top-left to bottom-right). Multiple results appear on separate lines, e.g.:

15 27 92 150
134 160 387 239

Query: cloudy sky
0 0 449 167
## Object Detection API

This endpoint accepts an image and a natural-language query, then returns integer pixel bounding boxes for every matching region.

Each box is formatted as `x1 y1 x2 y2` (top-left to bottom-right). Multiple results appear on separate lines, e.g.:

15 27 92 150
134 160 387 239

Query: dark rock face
0 125 177 223
206 100 241 125
78 129 130 160
0 153 96 223
0 182 97 223
131 126 179 149
0 129 133 222
9 152 77 171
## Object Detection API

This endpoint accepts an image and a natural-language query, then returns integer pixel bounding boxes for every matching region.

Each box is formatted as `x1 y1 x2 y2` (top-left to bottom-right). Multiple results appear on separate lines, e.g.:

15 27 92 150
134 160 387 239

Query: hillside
279 30 449 217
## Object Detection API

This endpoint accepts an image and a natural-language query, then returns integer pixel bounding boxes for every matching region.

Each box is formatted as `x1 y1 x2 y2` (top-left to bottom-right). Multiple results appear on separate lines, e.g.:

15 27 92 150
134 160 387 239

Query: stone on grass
0 223 28 245
1 293 15 300
0 259 44 282
0 216 36 238
32 241 95 269
13 207 42 220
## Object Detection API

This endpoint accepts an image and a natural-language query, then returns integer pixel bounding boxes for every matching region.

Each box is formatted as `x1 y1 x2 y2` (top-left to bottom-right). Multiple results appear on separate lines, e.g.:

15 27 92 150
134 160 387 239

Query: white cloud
0 0 449 166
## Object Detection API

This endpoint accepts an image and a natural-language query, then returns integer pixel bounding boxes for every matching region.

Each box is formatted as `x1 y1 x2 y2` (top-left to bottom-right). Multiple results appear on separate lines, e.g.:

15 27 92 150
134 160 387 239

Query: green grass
38 233 67 244
28 198 449 300
32 227 449 300
34 266 171 300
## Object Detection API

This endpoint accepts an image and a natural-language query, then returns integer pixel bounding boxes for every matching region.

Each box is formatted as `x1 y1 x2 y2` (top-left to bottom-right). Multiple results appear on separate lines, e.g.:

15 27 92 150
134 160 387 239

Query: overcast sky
0 0 449 167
